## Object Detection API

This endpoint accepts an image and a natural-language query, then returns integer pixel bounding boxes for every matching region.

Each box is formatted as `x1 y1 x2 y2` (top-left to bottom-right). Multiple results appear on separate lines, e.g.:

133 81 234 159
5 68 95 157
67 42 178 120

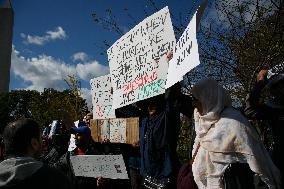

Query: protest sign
100 119 110 142
90 74 116 119
109 119 127 143
90 117 139 144
125 117 139 144
165 1 208 88
107 6 176 109
97 118 127 143
70 155 128 179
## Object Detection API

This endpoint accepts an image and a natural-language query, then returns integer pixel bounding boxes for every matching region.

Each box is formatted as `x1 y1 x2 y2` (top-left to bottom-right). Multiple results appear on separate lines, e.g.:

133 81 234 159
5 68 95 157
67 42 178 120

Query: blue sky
6 0 207 108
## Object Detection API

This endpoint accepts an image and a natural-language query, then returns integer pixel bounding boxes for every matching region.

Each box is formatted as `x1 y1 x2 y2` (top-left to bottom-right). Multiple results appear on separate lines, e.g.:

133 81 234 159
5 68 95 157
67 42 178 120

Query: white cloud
46 26 66 40
11 47 109 107
21 26 67 45
76 61 110 81
71 52 88 62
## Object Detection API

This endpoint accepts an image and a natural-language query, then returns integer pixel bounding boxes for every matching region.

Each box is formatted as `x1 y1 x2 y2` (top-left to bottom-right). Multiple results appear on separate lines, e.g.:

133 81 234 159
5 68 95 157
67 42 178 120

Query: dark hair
3 118 40 156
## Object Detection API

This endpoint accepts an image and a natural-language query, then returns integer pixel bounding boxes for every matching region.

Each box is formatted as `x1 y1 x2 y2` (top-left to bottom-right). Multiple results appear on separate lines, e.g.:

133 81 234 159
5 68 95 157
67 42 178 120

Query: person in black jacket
139 83 193 189
245 69 284 186
137 52 193 189
0 118 71 189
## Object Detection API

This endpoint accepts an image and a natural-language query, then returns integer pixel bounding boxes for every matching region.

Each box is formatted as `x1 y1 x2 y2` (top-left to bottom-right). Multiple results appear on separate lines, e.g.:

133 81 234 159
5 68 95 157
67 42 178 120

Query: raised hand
257 69 268 82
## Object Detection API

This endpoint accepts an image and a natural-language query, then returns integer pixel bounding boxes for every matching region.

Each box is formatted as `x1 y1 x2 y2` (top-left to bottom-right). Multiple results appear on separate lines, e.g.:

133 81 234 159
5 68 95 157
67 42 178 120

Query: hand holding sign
166 50 173 63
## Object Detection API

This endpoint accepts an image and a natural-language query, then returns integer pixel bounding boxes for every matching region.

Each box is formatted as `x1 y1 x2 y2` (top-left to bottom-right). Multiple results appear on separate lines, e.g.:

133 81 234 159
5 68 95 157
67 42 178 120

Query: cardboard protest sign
125 117 139 145
90 117 139 144
109 119 127 143
100 119 110 142
90 74 116 119
70 155 128 179
107 6 176 109
97 119 127 143
165 1 208 89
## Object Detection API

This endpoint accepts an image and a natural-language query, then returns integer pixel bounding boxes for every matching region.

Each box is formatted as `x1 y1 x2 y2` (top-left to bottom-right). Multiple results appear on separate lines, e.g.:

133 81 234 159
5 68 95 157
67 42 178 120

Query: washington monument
0 0 13 92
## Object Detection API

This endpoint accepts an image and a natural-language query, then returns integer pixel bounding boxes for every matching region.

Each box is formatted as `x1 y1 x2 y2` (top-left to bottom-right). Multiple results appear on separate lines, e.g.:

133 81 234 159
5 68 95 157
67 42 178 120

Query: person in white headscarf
190 78 281 189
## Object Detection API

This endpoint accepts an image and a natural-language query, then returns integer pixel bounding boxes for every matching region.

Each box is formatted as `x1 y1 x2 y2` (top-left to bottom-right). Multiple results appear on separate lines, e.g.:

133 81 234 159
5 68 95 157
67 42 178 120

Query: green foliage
0 92 9 133
198 0 284 104
177 115 193 164
0 89 88 132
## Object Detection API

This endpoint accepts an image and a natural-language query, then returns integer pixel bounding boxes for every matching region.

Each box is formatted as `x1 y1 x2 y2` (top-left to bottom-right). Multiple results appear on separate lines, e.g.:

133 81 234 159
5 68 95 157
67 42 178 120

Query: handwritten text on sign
109 119 126 143
70 155 128 179
166 11 200 88
90 74 116 119
100 119 110 142
108 6 176 109
100 119 127 143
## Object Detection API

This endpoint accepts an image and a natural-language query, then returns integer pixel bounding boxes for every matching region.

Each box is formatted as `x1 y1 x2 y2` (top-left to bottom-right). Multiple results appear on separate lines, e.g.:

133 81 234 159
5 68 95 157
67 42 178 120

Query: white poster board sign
165 11 199 88
165 1 208 88
109 119 126 143
70 155 128 179
90 74 116 119
107 6 176 109
99 119 127 143
100 120 110 142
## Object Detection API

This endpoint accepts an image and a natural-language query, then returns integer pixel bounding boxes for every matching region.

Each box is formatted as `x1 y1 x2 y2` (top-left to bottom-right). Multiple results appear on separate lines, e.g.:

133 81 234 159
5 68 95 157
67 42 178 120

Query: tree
177 115 194 163
0 92 9 132
0 88 88 131
64 74 89 120
197 0 283 104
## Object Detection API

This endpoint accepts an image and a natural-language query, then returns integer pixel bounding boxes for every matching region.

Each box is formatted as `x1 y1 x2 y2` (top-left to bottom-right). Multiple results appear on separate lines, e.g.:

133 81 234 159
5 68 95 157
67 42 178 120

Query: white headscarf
191 78 281 189
191 78 231 138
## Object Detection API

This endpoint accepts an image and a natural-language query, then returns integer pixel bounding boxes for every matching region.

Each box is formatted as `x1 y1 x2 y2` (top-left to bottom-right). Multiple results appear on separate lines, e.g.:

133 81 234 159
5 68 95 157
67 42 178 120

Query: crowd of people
0 65 283 189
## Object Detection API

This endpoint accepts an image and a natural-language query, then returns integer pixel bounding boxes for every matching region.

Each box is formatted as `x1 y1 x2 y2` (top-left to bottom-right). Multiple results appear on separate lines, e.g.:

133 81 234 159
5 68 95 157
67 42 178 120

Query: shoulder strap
189 143 200 165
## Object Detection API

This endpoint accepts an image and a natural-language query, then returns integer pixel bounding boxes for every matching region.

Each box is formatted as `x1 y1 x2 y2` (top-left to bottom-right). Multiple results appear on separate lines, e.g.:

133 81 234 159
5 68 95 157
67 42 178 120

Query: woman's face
192 96 203 115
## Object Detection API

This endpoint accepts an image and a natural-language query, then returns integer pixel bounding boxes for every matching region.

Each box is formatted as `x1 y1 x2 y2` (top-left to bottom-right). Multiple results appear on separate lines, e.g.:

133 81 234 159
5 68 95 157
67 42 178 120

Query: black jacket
0 157 71 189
245 81 284 170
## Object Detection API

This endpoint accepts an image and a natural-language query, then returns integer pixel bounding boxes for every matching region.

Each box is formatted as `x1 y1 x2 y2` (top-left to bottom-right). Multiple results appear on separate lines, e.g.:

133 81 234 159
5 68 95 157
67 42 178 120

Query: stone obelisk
0 0 14 92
